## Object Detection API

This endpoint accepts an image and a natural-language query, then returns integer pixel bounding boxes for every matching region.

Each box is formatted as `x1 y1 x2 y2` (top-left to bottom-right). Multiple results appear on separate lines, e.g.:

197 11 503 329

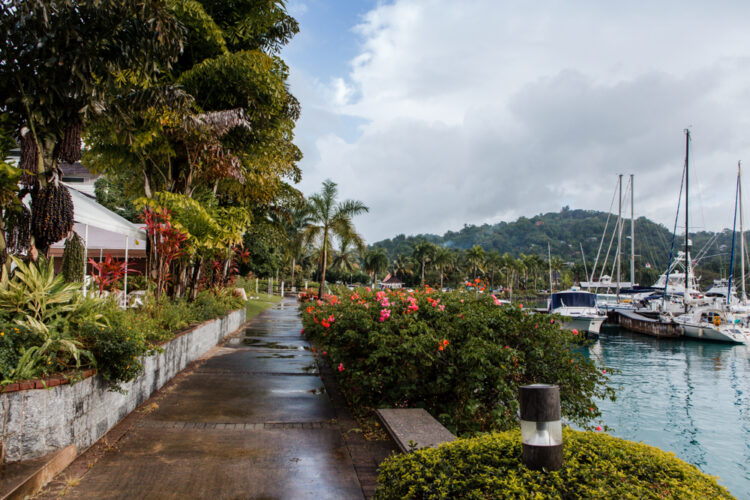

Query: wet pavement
62 299 365 499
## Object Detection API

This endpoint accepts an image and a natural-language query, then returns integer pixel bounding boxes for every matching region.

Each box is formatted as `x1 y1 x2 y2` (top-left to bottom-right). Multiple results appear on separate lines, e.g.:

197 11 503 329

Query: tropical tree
305 180 368 296
412 240 437 285
0 0 183 255
392 253 413 282
466 245 486 279
283 201 313 289
332 235 364 279
485 250 503 290
432 247 455 290
364 248 389 287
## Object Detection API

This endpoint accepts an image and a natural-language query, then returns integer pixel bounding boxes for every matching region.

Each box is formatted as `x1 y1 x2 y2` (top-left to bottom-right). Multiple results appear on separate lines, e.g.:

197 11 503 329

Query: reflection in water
590 326 750 497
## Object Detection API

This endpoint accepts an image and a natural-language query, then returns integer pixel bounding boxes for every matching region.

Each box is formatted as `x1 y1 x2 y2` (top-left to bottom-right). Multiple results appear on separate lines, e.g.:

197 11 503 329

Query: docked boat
547 290 607 340
672 307 749 344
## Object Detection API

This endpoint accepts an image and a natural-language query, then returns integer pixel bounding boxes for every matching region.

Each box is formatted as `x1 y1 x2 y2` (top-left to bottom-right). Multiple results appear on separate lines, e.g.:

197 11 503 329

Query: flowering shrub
301 287 613 435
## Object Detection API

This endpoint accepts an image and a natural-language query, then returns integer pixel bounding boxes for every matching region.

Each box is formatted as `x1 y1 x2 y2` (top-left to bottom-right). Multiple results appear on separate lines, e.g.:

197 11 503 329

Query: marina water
586 325 750 497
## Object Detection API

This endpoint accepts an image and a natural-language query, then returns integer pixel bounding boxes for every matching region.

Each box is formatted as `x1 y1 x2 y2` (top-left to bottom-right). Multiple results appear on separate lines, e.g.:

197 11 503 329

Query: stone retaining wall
0 308 246 463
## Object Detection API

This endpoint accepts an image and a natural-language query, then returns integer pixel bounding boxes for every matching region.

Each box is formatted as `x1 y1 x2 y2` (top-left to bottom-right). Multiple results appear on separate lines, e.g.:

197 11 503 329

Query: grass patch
246 293 283 319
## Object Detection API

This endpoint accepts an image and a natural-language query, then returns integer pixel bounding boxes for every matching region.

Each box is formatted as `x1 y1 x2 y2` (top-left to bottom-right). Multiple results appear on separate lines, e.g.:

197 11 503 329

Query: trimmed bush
301 288 613 434
375 429 734 499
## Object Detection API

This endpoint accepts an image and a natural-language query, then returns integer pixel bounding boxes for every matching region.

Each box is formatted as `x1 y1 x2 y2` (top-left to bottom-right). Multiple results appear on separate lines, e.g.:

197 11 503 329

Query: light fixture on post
520 384 563 470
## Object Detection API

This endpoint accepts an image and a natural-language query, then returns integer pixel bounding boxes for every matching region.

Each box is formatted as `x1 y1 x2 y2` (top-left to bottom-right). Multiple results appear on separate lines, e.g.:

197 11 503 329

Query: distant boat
547 289 606 340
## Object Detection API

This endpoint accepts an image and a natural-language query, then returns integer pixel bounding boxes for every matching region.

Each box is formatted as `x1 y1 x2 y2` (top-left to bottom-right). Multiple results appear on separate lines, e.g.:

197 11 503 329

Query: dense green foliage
375 429 733 499
0 0 183 258
301 288 613 435
0 256 243 387
372 208 744 289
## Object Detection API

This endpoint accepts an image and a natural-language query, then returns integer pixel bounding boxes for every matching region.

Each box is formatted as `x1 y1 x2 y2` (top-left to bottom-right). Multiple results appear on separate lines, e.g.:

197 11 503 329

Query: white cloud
293 0 750 242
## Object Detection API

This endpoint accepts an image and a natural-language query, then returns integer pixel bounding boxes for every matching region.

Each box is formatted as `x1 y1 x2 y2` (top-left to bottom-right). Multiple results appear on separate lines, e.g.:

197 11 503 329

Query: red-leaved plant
88 253 141 294
141 207 188 298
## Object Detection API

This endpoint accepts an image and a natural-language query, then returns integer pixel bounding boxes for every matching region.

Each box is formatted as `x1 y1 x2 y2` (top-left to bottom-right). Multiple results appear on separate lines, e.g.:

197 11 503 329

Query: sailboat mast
740 161 746 302
580 242 588 285
728 168 739 307
630 174 635 287
617 174 622 302
684 129 690 314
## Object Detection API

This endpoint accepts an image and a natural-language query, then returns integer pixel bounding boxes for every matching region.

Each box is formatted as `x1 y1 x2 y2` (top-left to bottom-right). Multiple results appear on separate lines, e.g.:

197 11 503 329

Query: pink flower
602 369 607 374
323 351 327 355
572 329 578 336
300 328 304 335
338 363 345 372
366 287 371 292
519 304 523 309
438 305 445 311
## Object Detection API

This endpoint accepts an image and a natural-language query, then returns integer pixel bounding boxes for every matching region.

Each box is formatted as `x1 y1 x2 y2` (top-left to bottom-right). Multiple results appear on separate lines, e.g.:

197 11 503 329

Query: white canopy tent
49 185 147 301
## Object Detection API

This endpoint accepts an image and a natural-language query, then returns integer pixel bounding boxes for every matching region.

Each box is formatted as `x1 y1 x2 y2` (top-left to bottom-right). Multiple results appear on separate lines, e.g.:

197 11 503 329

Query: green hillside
371 208 740 288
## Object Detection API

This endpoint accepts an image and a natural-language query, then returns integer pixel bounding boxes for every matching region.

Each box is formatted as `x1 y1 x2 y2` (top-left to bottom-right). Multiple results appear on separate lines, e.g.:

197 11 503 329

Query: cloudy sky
282 0 750 243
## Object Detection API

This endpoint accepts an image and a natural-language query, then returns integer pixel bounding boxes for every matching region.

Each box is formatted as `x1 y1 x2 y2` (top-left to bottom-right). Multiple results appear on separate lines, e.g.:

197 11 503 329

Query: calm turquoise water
587 325 750 497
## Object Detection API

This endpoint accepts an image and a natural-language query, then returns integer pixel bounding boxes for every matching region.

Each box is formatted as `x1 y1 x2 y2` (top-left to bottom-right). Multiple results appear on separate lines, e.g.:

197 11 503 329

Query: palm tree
485 250 503 290
305 180 368 297
466 245 486 279
284 201 313 290
392 253 413 281
412 240 437 285
331 235 364 278
432 247 455 289
364 248 389 286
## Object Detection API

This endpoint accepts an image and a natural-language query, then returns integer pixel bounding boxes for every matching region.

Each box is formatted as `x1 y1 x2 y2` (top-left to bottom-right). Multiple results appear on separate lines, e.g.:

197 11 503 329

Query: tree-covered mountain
371 208 741 288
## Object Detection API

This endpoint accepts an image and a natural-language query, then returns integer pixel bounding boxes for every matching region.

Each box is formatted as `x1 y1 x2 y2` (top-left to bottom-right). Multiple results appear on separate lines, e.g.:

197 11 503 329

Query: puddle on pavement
256 354 298 359
234 338 308 350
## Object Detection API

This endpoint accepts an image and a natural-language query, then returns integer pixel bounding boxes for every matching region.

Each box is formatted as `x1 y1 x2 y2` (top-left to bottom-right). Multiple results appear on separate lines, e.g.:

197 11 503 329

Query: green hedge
301 288 613 434
375 429 734 499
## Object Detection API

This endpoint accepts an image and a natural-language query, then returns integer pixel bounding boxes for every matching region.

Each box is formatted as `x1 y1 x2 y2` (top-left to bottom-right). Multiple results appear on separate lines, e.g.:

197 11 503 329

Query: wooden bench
375 408 456 453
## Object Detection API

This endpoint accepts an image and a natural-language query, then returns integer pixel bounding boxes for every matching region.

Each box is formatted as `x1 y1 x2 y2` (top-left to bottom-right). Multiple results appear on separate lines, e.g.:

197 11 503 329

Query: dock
618 311 682 339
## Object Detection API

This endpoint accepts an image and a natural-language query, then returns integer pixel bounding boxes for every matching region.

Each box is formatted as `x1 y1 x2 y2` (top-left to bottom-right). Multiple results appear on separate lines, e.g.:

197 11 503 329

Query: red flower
338 363 345 372
572 329 578 335
596 426 602 431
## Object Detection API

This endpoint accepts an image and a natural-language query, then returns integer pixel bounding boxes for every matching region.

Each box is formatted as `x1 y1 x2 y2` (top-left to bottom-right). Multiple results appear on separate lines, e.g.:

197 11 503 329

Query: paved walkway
62 299 365 499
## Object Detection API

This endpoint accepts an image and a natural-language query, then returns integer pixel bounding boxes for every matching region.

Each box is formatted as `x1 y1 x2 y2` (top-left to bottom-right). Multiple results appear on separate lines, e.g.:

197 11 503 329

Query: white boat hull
561 316 606 338
680 324 747 344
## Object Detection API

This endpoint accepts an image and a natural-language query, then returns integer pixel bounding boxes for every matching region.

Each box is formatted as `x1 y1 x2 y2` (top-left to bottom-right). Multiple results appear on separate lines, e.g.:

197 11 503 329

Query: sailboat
672 156 749 343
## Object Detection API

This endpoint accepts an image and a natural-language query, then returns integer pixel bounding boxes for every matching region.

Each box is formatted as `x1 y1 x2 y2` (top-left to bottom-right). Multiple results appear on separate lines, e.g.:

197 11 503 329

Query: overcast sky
283 0 750 243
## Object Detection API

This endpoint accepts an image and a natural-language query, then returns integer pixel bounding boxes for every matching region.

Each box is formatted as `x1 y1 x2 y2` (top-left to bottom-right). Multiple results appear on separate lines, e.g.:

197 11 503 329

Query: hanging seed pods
31 184 74 252
58 122 82 163
4 204 31 254
62 231 85 283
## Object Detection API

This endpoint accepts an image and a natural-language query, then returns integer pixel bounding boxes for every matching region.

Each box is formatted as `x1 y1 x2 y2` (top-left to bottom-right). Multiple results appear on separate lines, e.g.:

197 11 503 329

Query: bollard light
520 384 563 470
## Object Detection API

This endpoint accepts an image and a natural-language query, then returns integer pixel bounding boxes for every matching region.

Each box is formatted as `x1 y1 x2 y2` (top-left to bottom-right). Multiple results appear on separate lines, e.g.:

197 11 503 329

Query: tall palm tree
466 245 486 279
305 180 368 297
412 240 437 285
432 247 455 289
364 248 389 286
485 250 503 290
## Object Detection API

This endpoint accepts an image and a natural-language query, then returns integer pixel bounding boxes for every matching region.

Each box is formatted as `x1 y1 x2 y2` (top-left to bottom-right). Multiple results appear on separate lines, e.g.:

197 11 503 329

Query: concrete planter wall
0 308 246 463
